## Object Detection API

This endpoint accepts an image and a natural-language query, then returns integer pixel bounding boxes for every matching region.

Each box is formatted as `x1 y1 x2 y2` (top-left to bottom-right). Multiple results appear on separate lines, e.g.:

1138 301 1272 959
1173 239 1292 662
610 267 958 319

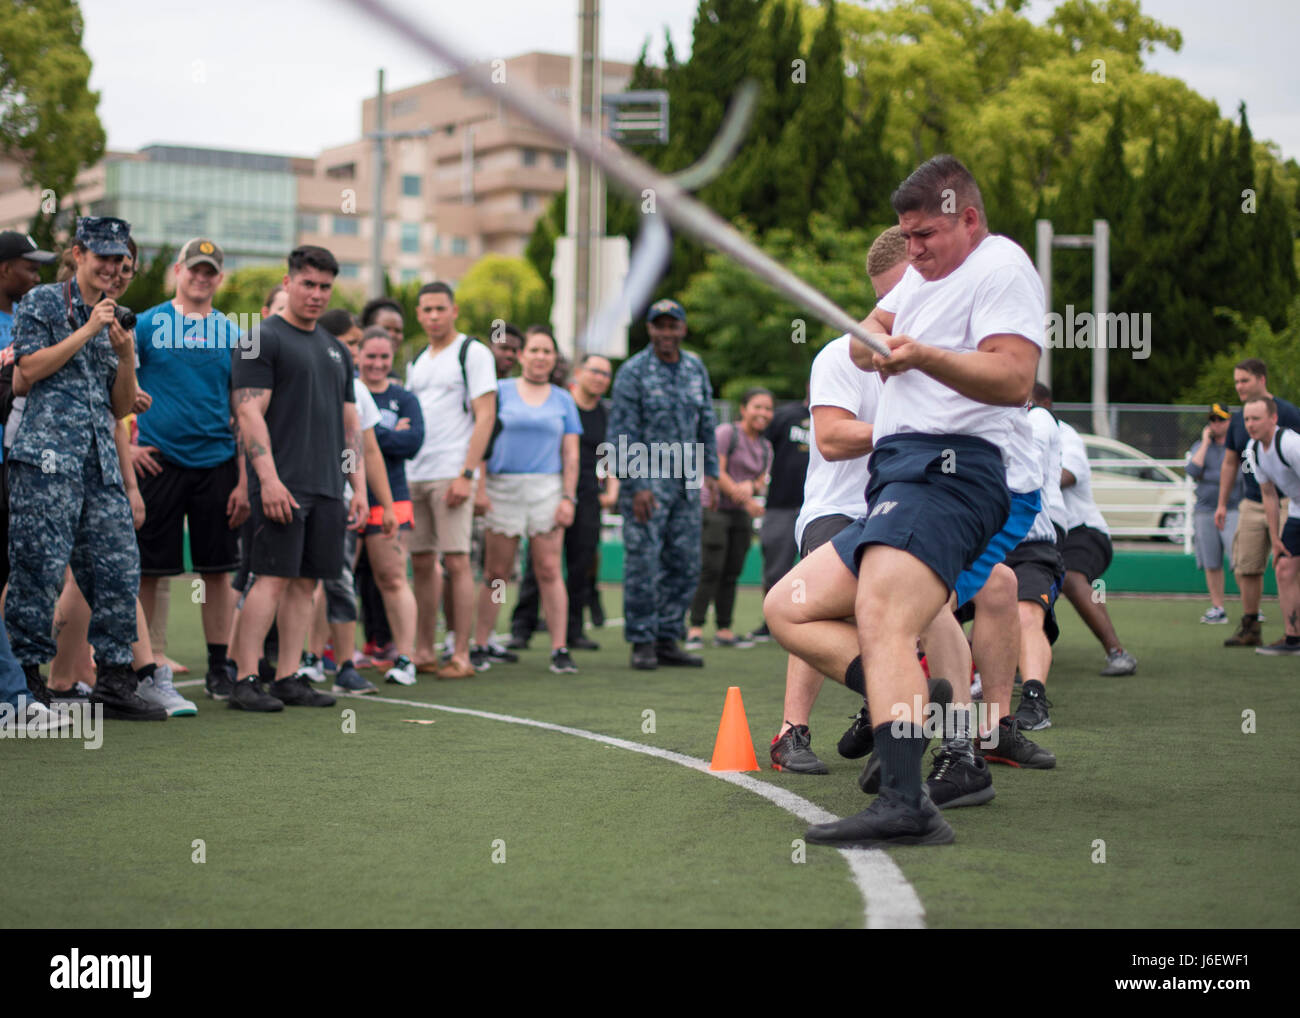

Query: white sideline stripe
176 678 922 927
222 675 922 928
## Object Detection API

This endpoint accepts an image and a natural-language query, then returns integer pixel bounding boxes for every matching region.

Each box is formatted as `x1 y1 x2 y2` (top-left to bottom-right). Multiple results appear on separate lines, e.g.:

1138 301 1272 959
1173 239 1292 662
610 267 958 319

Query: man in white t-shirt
768 227 901 774
1243 396 1300 655
404 283 497 679
766 155 1043 848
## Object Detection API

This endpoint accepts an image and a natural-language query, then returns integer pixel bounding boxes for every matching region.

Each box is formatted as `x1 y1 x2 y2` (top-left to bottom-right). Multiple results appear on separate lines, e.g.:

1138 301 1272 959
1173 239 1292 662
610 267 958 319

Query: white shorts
484 473 563 539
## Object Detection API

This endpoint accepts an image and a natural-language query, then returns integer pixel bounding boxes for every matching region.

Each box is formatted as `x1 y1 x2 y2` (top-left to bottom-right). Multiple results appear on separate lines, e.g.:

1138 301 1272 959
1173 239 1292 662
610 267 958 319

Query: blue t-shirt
134 302 240 469
0 308 14 352
487 379 582 476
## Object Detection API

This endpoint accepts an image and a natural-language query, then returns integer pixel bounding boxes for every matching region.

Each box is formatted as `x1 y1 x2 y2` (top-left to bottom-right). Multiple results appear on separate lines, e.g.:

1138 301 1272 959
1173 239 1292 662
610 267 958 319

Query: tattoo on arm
246 439 268 459
233 387 267 407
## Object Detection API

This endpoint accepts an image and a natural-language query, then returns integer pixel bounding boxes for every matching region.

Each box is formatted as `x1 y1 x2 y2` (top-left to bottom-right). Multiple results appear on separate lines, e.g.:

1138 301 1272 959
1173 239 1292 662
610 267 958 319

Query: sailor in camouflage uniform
608 299 719 669
6 216 163 720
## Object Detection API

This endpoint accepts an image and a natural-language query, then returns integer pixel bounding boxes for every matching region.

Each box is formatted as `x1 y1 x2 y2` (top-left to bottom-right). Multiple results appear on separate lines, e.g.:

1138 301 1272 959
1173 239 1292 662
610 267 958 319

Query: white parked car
1079 434 1189 541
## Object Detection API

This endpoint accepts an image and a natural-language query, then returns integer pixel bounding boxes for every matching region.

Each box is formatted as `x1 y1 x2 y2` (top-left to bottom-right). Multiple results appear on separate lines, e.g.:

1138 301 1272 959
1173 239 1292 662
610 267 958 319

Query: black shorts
799 514 855 558
831 434 1009 592
1005 539 1066 644
1061 525 1113 583
1282 519 1300 557
248 491 347 580
137 455 240 575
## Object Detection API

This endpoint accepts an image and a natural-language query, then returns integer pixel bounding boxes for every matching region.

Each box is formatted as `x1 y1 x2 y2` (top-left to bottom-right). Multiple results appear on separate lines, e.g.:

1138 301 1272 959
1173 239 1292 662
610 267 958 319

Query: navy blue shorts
953 488 1042 607
1282 518 1300 557
831 434 1010 593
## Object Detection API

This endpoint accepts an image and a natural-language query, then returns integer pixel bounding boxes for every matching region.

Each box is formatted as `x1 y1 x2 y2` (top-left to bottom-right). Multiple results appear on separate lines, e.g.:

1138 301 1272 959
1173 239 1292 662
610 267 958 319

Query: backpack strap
1275 426 1292 471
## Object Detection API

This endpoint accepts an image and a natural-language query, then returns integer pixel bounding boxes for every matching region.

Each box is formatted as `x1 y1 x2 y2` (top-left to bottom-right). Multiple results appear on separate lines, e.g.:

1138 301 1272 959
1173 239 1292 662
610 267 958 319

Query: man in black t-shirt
752 393 810 640
1215 358 1300 647
509 354 618 649
228 246 367 712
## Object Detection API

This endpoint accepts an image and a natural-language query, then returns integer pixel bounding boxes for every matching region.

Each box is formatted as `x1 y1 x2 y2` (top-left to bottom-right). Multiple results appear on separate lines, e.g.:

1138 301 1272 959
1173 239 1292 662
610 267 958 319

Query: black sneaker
857 678 952 792
205 665 235 701
1014 679 1052 731
747 622 772 643
770 724 829 774
838 703 873 759
505 633 531 651
469 646 493 672
569 635 600 651
804 787 954 848
272 674 336 707
858 752 881 794
925 744 995 809
655 640 704 667
229 675 284 712
486 642 519 663
90 664 167 721
631 643 658 670
979 717 1056 769
23 664 52 707
49 681 93 703
549 648 578 674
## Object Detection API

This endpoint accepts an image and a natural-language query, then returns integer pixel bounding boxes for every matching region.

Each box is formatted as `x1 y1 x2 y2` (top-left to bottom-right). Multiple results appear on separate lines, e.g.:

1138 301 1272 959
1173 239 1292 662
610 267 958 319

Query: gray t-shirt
1186 438 1243 512
707 422 773 512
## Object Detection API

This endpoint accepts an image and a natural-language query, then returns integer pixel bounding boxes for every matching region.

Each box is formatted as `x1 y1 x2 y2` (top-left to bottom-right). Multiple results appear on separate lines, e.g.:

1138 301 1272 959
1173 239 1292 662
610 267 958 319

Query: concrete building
0 52 631 289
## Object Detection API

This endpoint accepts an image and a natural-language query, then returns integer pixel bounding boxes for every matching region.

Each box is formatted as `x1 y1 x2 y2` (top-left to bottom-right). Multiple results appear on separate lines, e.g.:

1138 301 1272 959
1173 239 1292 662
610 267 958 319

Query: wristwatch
562 493 578 505
461 468 475 480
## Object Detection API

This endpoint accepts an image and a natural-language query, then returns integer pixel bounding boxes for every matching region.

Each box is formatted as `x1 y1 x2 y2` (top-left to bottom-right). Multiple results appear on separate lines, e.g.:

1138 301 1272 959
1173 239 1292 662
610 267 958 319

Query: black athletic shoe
90 664 167 721
857 678 952 792
1014 680 1052 731
549 648 578 674
747 622 772 643
505 634 531 651
258 657 277 685
272 675 336 707
205 665 235 701
486 643 519 663
925 744 995 809
569 635 600 651
229 676 284 712
23 664 52 707
49 681 93 703
655 640 704 667
979 717 1056 769
469 646 493 672
838 703 874 759
631 643 658 670
804 787 954 848
770 724 829 774
858 752 881 794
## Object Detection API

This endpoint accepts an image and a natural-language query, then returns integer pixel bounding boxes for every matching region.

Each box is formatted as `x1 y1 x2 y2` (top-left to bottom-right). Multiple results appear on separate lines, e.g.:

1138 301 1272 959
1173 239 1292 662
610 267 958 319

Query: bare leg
1017 601 1052 685
365 530 416 658
234 575 290 679
50 569 95 688
1062 570 1124 653
1237 571 1262 616
475 533 519 648
1204 566 1225 610
972 564 1019 730
1274 555 1300 636
444 552 475 668
274 578 320 680
764 543 861 681
530 528 568 652
412 551 442 663
776 656 827 736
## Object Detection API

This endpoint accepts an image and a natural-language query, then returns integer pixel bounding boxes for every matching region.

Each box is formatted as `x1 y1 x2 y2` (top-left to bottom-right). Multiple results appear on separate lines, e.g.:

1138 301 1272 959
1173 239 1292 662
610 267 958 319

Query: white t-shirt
1022 405 1064 542
1250 426 1300 520
794 336 883 547
344 378 381 502
405 333 497 482
875 234 1045 493
1058 421 1109 533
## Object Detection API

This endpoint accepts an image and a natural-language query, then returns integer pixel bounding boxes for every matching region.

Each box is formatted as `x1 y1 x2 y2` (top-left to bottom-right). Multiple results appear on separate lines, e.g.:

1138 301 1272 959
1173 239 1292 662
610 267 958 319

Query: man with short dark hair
1216 359 1300 646
1242 396 1300 655
7 216 162 720
405 282 497 678
228 245 366 712
131 238 248 704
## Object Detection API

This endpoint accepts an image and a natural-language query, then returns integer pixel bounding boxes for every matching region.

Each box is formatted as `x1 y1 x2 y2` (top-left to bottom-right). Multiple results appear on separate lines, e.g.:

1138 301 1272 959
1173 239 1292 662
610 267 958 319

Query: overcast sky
80 0 1298 161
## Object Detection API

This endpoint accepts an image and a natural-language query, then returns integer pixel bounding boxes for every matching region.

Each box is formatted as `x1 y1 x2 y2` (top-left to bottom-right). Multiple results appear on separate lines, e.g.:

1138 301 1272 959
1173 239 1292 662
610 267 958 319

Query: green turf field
3 586 1297 928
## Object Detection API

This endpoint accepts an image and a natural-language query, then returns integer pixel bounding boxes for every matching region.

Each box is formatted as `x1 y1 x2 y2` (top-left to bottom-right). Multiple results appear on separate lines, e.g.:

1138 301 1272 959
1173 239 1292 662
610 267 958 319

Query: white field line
178 678 924 929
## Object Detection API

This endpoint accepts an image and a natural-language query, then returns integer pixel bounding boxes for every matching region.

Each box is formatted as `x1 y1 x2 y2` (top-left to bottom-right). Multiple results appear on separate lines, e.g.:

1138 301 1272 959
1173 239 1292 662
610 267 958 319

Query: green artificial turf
3 584 1297 928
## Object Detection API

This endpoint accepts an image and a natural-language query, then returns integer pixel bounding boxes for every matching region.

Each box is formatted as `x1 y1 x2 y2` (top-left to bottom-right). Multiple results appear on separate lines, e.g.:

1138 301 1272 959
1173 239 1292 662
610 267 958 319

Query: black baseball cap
0 231 57 264
646 298 686 324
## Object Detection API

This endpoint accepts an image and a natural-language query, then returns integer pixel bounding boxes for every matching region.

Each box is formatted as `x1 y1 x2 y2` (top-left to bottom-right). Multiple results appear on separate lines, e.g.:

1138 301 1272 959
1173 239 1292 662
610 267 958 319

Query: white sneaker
137 666 198 717
1200 605 1229 624
969 671 983 701
385 655 417 686
298 652 325 682
1 701 75 732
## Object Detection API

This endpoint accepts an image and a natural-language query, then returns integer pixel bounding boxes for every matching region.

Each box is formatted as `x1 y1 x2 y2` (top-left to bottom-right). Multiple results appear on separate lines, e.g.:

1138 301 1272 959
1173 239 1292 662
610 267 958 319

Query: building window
401 223 420 253
451 236 469 256
400 269 421 283
521 148 537 167
333 215 359 236
391 96 418 117
339 263 360 279
433 235 442 254
401 174 422 197
521 192 536 211
551 151 567 170
296 213 319 234
326 162 356 180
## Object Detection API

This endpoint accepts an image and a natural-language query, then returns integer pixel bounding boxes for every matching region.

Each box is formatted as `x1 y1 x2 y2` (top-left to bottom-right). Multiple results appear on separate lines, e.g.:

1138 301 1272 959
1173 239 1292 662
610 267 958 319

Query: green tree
453 255 551 341
0 0 106 252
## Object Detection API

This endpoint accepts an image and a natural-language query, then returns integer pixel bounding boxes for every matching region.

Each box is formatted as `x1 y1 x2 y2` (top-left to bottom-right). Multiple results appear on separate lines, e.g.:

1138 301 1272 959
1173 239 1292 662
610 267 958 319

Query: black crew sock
207 643 228 670
844 656 865 695
136 663 157 683
875 721 926 808
1287 635 1300 647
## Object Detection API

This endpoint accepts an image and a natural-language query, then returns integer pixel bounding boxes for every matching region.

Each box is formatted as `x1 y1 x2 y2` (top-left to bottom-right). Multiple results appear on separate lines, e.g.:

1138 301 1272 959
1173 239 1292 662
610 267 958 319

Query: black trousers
689 507 754 630
510 497 601 643
356 545 392 647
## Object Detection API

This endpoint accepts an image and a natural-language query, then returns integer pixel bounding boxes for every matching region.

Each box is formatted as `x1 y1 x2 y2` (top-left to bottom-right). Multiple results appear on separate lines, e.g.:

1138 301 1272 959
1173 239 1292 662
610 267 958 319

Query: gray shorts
1194 509 1237 571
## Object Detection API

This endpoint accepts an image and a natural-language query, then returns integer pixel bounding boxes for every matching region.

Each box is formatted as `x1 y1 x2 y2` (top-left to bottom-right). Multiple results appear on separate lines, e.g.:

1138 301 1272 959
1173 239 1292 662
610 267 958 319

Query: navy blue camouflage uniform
608 347 719 645
5 224 139 668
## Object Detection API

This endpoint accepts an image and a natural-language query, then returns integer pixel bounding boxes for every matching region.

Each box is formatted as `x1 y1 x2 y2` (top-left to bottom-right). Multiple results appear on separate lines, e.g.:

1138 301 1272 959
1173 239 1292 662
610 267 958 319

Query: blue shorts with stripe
953 488 1042 607
831 433 1010 593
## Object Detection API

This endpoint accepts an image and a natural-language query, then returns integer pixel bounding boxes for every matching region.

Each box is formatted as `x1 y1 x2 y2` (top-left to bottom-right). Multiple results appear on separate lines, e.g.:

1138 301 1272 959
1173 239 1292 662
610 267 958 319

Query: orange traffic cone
709 686 760 771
